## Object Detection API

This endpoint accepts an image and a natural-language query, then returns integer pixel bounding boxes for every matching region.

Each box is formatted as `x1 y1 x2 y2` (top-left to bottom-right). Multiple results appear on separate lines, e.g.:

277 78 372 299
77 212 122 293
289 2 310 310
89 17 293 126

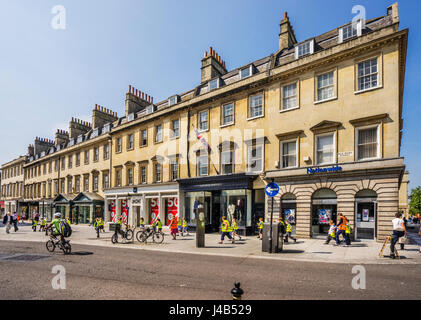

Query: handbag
398 236 408 244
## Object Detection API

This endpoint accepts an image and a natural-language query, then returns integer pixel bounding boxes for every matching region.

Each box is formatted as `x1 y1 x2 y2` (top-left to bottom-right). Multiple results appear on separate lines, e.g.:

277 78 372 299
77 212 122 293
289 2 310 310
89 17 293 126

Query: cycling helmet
54 212 61 218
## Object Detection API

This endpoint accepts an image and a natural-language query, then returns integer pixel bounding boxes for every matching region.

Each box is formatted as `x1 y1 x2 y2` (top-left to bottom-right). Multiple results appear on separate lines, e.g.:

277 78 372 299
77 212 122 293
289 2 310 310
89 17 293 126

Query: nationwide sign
307 165 343 174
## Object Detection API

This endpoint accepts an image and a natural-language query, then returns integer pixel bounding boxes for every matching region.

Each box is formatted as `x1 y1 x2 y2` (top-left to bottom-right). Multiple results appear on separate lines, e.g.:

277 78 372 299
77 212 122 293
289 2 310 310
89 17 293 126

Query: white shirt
392 218 404 231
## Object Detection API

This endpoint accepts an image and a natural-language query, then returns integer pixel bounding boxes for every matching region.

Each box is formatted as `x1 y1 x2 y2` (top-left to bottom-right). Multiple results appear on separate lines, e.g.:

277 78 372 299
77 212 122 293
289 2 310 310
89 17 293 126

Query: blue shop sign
265 182 280 197
307 165 342 174
133 187 138 193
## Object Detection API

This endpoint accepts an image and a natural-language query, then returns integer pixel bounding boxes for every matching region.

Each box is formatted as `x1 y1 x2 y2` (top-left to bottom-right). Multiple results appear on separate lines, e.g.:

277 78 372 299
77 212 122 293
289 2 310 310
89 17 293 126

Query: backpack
60 219 72 238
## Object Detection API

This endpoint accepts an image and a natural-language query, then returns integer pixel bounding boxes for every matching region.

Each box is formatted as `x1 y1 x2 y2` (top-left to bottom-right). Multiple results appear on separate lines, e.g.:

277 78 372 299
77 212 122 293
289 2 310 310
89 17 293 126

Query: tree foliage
409 186 421 216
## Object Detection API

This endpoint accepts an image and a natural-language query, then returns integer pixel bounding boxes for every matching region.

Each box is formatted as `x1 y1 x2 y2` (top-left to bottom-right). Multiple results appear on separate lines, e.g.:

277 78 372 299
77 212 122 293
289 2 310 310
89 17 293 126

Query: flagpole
192 125 219 175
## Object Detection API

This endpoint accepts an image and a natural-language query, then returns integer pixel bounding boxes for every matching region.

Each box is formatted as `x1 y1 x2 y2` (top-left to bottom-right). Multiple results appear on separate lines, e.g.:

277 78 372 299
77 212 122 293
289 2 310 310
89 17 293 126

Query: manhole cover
1 254 50 262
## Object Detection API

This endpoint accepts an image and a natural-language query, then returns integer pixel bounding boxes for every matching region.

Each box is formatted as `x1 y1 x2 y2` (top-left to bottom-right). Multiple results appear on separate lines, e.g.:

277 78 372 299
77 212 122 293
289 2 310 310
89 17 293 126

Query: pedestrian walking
93 217 102 238
32 218 38 232
232 218 241 241
177 218 182 234
157 218 163 233
39 217 46 232
390 212 406 259
181 218 189 236
21 213 26 223
344 215 351 246
3 213 12 234
219 216 235 244
257 217 264 240
324 220 337 244
139 217 145 229
335 213 347 246
12 212 19 232
284 218 296 243
152 219 157 233
169 217 178 240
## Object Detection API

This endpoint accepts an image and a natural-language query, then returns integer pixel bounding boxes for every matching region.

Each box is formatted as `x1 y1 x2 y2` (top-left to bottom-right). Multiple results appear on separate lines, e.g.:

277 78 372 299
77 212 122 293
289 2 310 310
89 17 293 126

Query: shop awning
73 192 104 204
53 194 77 203
178 173 258 192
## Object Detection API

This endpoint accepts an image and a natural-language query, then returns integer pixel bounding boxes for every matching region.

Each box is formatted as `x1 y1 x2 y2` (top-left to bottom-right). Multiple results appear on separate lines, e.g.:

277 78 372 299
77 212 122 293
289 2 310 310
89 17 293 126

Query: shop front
39 200 54 221
178 173 260 235
53 194 77 221
264 158 405 242
72 192 104 224
104 183 179 228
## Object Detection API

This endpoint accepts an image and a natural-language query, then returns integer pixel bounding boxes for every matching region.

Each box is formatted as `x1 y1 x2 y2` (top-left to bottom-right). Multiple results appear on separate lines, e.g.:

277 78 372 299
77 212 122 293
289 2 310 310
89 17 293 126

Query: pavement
1 222 420 265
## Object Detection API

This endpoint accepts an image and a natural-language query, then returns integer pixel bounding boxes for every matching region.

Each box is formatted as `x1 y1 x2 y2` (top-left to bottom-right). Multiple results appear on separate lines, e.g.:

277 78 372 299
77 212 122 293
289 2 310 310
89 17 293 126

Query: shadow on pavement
311 252 332 254
279 249 305 254
205 246 236 249
71 251 94 256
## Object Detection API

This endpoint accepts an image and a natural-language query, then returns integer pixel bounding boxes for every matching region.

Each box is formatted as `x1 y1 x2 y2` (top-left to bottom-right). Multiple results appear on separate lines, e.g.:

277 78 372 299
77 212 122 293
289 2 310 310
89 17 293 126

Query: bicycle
111 223 134 244
46 235 72 255
136 227 164 244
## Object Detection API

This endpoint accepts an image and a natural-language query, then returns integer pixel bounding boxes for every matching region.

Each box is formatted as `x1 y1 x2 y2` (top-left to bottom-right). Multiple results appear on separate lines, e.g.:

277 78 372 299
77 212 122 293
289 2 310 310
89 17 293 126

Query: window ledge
127 148 134 152
170 136 180 141
280 106 299 113
354 85 383 95
154 141 163 145
139 144 148 148
197 129 209 134
247 115 264 121
357 156 381 162
220 122 234 128
314 96 337 105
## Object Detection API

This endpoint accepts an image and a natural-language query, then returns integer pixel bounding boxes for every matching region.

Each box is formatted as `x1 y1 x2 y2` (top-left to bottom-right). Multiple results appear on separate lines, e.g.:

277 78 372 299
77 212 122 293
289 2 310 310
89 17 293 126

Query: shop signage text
307 165 343 175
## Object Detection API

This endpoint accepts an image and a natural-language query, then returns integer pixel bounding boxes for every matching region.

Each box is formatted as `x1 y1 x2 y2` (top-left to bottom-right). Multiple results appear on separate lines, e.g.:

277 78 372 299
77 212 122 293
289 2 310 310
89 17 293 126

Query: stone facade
0 4 409 240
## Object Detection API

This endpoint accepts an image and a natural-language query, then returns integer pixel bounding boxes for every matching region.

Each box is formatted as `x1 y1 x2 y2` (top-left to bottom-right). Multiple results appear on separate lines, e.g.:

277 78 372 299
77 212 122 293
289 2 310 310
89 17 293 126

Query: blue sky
0 0 420 191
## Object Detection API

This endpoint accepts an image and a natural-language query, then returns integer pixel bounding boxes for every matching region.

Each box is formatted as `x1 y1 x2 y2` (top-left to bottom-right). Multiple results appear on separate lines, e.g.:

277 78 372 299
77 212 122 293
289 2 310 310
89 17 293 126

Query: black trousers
390 230 405 255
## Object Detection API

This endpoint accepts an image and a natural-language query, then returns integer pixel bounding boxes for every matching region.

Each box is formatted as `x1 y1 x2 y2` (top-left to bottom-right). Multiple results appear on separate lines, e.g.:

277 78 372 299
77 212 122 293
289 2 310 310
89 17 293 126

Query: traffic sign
265 182 279 197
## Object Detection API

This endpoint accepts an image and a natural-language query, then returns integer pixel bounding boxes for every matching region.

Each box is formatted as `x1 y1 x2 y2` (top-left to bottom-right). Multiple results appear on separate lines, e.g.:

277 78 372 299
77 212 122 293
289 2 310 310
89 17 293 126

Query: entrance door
312 204 337 235
211 192 221 232
355 201 376 240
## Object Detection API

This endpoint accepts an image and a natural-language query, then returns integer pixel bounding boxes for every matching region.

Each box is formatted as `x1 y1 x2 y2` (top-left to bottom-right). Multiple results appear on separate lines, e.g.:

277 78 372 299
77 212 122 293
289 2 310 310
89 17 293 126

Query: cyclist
45 212 65 245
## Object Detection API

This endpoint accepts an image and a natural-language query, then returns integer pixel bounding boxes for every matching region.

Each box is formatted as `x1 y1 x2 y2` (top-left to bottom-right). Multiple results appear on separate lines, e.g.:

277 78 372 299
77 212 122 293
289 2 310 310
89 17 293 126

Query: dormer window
240 65 253 79
295 40 314 59
168 95 179 106
339 20 362 43
209 78 220 91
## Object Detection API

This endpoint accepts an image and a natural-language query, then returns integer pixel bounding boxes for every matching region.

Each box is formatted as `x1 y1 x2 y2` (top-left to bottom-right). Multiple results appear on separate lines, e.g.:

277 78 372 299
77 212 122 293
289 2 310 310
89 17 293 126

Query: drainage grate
0 254 51 262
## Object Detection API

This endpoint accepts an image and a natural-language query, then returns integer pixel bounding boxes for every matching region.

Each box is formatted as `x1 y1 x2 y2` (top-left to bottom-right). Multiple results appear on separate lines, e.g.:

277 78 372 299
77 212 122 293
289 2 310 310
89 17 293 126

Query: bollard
231 282 244 300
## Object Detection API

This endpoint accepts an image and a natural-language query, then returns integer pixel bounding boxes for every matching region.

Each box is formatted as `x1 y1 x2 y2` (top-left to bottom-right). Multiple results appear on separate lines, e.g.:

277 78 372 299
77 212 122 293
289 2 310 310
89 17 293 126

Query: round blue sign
265 182 279 197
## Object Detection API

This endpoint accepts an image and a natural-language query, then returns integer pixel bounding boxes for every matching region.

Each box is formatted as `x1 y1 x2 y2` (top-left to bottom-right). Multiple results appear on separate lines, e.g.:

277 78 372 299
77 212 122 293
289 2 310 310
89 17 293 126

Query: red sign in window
166 197 178 226
150 198 159 225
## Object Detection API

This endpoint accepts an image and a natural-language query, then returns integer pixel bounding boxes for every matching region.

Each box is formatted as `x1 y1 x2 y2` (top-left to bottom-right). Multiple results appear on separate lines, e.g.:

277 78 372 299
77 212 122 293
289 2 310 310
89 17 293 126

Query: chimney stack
69 118 92 139
201 46 228 84
125 85 154 116
92 104 119 129
279 11 297 51
55 129 69 146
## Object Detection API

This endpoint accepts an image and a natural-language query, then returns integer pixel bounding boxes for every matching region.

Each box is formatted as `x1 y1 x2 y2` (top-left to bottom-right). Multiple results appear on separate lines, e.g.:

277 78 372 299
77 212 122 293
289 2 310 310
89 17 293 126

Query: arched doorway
311 188 337 237
355 189 377 240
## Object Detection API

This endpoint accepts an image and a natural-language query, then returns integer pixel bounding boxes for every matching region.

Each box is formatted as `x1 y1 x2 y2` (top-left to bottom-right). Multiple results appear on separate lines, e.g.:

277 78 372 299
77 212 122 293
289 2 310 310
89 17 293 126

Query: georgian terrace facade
104 3 408 241
0 156 26 214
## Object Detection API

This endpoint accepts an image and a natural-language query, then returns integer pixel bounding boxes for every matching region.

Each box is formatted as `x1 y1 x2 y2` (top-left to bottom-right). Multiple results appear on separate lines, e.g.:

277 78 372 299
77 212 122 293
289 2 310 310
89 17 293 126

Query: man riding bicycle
45 212 66 244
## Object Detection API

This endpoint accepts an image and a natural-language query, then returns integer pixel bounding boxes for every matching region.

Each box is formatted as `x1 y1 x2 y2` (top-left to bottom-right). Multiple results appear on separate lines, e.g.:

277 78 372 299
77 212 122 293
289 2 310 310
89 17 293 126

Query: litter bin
262 222 283 253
